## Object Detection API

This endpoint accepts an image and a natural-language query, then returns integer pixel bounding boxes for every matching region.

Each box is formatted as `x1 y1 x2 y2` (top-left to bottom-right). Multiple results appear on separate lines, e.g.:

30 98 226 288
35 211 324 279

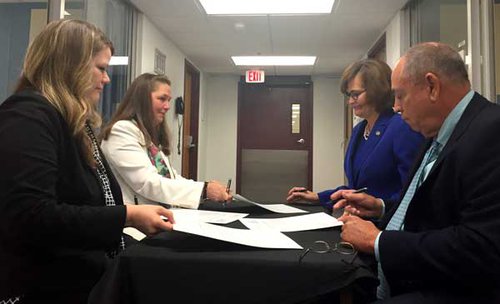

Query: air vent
154 49 166 75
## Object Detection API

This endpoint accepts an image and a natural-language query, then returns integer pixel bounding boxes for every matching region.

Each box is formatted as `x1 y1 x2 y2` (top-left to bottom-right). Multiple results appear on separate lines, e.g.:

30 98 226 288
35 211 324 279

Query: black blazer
379 93 500 299
0 90 126 302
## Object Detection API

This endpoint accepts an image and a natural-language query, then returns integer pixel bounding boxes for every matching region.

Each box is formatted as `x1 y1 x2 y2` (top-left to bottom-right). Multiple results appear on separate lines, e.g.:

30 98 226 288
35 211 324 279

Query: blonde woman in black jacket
0 19 174 304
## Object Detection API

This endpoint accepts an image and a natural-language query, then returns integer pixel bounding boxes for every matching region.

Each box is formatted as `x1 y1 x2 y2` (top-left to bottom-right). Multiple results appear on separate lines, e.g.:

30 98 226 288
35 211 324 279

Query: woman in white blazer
100 73 230 208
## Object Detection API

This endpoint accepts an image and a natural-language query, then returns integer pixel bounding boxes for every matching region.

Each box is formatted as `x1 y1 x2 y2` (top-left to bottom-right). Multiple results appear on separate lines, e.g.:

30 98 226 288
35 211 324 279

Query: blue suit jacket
318 110 424 209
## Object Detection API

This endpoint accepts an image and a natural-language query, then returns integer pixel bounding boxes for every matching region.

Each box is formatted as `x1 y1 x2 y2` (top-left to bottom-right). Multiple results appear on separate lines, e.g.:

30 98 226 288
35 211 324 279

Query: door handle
186 135 196 149
297 138 305 144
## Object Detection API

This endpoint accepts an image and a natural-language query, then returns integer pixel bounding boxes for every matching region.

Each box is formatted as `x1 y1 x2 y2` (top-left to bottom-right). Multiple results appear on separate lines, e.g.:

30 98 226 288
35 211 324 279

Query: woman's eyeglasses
299 241 357 263
344 89 366 101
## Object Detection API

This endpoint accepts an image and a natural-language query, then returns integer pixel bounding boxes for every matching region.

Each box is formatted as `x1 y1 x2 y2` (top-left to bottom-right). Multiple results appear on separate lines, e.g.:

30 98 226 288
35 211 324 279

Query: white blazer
101 120 203 209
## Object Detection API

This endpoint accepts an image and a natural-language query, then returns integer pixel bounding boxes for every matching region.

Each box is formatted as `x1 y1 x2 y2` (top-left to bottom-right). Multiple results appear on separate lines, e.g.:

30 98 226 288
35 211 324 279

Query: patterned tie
377 140 441 299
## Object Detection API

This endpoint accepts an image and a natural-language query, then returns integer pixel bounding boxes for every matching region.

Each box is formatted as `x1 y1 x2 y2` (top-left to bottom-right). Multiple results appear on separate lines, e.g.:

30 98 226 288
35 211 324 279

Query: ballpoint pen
223 178 231 207
226 178 232 194
323 187 368 212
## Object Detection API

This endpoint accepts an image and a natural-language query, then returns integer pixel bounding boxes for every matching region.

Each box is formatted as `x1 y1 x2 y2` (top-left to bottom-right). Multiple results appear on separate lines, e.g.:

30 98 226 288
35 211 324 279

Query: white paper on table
123 227 147 241
233 194 307 214
239 212 343 232
124 210 248 241
171 208 248 224
173 221 303 249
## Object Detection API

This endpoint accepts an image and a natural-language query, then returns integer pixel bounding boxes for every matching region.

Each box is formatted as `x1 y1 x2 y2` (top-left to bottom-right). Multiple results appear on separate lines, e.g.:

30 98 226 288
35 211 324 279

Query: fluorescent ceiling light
232 56 316 66
199 0 335 15
109 56 129 66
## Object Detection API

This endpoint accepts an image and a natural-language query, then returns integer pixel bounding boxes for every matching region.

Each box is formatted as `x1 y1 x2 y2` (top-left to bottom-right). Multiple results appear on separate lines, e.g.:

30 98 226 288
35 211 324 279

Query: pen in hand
329 187 368 217
331 187 368 203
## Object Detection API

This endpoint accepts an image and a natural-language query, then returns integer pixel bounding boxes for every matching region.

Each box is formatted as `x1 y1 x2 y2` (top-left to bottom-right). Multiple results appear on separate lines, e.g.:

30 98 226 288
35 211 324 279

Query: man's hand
338 214 380 254
332 191 383 219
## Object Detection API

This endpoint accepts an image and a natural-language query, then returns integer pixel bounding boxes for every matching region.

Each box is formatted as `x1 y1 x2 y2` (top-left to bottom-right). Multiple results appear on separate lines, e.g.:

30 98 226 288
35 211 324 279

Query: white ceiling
129 0 409 76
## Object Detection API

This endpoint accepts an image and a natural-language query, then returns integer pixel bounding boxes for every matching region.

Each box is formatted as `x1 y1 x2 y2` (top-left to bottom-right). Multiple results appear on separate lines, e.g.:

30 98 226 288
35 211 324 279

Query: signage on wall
245 70 265 83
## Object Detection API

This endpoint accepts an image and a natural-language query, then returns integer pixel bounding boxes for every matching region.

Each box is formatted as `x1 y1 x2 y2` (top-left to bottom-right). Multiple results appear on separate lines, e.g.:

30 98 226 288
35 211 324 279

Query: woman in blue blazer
287 59 424 211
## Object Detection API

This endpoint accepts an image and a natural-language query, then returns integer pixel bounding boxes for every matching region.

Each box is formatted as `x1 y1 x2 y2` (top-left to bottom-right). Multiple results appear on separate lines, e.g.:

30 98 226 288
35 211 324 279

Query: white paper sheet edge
174 221 303 249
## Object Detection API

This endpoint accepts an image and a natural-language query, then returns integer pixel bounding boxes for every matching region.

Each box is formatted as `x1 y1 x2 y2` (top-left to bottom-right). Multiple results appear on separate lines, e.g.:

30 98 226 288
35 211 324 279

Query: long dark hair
101 73 172 155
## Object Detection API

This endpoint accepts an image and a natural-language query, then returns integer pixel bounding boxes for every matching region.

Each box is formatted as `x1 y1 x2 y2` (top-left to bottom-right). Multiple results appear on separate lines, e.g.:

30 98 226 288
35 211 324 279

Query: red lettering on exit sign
245 70 265 83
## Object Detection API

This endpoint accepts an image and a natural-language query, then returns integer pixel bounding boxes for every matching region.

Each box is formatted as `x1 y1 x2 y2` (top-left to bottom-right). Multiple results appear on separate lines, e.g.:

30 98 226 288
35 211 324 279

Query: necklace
363 124 371 140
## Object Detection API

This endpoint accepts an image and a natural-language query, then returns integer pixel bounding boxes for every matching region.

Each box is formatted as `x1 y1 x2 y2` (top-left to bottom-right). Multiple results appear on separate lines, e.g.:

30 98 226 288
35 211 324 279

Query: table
89 201 377 304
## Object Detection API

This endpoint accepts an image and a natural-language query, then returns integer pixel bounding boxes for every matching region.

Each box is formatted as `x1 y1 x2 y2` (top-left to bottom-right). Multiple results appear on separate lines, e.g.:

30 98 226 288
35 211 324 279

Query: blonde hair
15 19 113 165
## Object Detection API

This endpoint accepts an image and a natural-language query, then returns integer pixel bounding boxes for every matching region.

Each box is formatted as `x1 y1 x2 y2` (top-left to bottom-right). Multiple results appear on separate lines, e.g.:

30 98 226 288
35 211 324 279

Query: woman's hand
125 205 174 236
286 187 319 203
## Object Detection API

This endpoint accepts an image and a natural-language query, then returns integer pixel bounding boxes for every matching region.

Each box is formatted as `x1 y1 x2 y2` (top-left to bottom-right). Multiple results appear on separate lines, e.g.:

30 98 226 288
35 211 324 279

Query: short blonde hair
16 19 113 165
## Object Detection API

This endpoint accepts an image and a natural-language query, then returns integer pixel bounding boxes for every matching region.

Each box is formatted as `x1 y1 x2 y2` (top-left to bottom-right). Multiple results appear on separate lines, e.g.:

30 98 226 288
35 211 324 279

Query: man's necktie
377 140 441 299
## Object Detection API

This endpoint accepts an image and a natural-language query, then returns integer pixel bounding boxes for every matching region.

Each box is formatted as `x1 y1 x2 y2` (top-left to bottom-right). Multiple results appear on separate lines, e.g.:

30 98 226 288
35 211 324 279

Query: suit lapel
345 122 362 185
422 94 488 185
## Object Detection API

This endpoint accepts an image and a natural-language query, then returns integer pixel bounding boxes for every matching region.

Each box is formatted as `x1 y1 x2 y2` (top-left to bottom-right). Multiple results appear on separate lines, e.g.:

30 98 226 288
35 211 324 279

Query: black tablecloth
89 201 377 304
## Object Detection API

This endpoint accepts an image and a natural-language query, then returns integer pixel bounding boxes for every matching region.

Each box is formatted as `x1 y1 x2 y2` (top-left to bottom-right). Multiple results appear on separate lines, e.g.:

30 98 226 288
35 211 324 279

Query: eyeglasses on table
298 241 357 264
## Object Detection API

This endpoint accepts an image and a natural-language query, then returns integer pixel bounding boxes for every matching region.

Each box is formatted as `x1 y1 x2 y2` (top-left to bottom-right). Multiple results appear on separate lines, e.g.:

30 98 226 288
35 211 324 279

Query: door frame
182 60 200 179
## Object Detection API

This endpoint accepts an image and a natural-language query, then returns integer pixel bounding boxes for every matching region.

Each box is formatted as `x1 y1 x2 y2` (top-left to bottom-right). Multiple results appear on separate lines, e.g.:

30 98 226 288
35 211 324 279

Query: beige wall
385 10 404 68
495 4 500 95
311 77 345 191
201 75 239 184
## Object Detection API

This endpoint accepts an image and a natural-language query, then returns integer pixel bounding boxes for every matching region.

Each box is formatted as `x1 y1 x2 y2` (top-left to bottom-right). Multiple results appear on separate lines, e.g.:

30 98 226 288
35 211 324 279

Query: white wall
311 77 345 191
200 75 239 184
385 10 404 68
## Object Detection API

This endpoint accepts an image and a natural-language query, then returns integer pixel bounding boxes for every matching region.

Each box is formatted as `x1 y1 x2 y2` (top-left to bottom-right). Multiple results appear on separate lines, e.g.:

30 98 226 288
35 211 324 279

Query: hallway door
237 76 313 203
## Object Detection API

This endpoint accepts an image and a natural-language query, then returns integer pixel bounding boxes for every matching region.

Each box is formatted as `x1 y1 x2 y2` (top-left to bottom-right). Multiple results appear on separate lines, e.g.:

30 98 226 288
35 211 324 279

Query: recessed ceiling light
199 0 335 15
232 56 316 66
234 22 245 31
109 56 129 66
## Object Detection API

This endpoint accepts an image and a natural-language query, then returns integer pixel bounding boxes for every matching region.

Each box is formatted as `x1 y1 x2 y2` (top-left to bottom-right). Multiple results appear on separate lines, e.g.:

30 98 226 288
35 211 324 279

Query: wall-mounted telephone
175 97 184 115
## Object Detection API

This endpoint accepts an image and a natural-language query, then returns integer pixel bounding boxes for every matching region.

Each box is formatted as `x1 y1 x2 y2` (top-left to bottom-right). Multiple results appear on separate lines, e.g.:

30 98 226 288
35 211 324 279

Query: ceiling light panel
199 0 335 15
232 56 316 66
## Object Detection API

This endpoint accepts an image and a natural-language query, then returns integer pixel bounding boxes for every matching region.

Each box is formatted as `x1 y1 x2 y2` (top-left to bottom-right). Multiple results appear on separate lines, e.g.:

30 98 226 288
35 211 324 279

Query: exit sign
245 70 265 83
